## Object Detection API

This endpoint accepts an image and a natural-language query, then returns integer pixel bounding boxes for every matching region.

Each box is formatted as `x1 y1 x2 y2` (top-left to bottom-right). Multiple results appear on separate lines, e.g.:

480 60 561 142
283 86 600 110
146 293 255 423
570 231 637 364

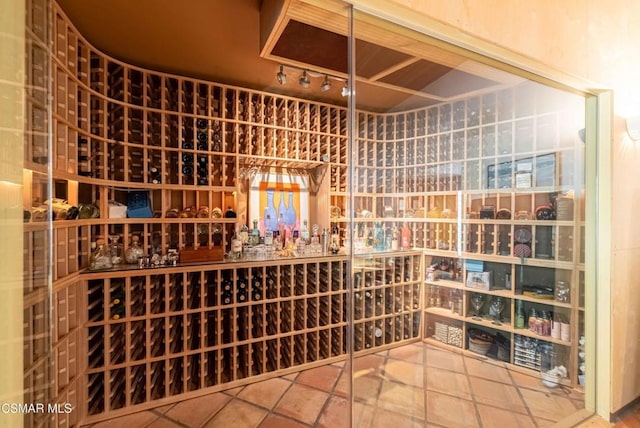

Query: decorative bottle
250 219 260 247
301 220 310 244
374 222 385 251
264 216 274 245
125 235 144 264
90 239 113 270
230 225 243 260
109 235 123 265
240 216 249 246
514 299 526 329
285 191 296 227
401 223 411 250
264 189 277 231
277 189 287 222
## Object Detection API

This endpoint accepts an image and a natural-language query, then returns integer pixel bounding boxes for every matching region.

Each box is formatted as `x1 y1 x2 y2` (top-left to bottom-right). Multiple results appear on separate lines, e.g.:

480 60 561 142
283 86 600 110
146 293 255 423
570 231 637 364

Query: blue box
465 259 484 273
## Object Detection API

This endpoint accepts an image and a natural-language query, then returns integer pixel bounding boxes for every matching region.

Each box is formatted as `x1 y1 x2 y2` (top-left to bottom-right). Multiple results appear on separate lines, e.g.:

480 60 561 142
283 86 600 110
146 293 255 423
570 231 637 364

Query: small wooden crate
179 246 224 263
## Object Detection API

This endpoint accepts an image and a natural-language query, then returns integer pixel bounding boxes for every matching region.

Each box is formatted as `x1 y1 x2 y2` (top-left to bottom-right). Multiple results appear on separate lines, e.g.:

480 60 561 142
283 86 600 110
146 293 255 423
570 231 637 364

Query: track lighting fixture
320 75 331 92
276 65 286 85
341 80 349 97
299 70 310 88
275 64 345 93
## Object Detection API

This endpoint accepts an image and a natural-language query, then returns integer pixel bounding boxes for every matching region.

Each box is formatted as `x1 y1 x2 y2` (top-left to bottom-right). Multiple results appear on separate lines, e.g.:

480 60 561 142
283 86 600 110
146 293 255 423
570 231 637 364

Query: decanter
109 234 124 265
90 239 113 270
125 235 144 264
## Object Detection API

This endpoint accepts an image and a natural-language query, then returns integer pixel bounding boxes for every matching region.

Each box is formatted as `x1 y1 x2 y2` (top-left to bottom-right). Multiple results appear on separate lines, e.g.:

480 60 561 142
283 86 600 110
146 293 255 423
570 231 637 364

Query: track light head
299 70 310 88
276 65 286 85
320 75 331 92
341 80 349 97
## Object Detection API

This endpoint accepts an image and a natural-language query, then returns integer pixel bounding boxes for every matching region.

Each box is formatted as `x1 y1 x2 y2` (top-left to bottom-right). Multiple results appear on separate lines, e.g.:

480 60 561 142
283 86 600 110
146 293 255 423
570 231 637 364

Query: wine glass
470 293 485 320
490 296 506 325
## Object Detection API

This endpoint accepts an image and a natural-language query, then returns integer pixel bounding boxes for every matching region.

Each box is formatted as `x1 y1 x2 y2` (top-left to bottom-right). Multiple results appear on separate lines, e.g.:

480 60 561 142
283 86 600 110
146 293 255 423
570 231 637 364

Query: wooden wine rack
81 258 347 418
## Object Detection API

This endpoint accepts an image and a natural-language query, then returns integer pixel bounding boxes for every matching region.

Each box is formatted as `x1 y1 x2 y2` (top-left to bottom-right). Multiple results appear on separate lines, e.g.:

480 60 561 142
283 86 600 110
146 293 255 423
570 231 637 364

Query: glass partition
349 9 589 427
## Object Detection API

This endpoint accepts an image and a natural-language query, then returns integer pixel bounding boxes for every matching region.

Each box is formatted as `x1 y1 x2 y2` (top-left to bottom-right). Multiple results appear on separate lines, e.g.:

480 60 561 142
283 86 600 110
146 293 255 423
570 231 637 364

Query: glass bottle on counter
401 222 411 250
240 217 249 247
125 235 144 264
230 225 243 260
278 189 287 221
301 220 310 244
309 224 321 254
277 212 286 242
374 222 385 251
109 234 123 265
90 238 113 270
264 216 274 246
514 299 526 329
250 219 260 246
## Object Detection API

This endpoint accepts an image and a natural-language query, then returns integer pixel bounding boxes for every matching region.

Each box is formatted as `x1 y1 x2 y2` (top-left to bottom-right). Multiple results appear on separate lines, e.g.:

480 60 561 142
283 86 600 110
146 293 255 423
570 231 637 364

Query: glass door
348 8 592 427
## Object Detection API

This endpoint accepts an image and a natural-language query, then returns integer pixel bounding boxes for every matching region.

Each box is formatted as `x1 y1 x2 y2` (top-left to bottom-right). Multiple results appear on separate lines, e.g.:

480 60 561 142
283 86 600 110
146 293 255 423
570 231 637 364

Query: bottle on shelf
300 220 310 244
90 239 113 270
321 227 330 254
391 226 399 251
285 191 296 227
111 292 125 320
149 166 161 184
374 222 385 251
401 222 411 250
309 224 321 254
229 225 243 260
125 235 144 264
250 219 260 247
240 217 249 247
264 216 274 246
109 235 123 265
224 206 237 218
277 189 287 221
277 212 286 243
264 189 277 231
514 299 526 329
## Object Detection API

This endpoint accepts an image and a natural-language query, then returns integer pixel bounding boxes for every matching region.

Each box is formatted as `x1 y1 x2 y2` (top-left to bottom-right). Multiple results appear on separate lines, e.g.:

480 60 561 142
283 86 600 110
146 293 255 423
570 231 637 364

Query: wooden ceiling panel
379 59 498 97
355 39 413 79
271 20 348 73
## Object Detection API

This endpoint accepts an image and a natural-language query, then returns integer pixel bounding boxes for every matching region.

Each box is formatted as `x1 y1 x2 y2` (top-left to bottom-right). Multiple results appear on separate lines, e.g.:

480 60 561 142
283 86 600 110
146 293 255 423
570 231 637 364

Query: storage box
465 259 484 273
108 200 127 218
179 247 224 263
466 271 491 290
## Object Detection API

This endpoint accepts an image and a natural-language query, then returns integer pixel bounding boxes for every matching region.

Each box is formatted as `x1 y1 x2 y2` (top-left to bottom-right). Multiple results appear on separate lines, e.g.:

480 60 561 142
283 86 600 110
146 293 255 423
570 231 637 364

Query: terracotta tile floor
83 343 589 428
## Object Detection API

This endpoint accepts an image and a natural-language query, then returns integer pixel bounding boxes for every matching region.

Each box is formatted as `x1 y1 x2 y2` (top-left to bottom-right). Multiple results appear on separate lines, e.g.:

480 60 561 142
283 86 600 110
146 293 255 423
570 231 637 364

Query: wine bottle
240 217 249 246
250 219 260 247
230 225 243 260
301 220 310 244
401 223 411 250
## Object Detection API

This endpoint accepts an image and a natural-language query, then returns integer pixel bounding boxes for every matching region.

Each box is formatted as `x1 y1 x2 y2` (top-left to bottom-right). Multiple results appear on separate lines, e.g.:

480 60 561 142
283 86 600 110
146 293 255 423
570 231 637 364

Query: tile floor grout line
506 364 540 427
462 352 485 428
258 374 314 427
192 389 261 428
308 365 343 428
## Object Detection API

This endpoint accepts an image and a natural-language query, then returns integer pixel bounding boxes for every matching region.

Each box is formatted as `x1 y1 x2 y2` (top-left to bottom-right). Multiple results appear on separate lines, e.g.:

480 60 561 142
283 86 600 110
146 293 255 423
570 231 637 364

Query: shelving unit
22 2 586 426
